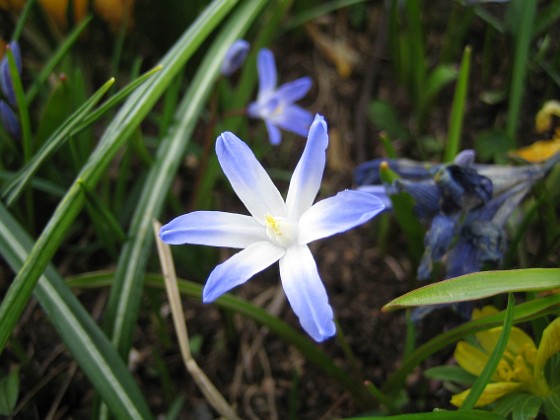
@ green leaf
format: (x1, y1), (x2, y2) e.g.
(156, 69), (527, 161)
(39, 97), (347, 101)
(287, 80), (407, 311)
(102, 0), (269, 364)
(383, 268), (560, 311)
(0, 204), (153, 419)
(2, 77), (116, 206)
(368, 100), (410, 141)
(0, 367), (19, 416)
(543, 386), (560, 420)
(512, 394), (543, 420)
(460, 293), (514, 410)
(423, 366), (476, 385)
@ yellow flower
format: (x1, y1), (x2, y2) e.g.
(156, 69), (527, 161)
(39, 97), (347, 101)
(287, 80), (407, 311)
(510, 100), (560, 163)
(451, 306), (560, 408)
(0, 0), (134, 32)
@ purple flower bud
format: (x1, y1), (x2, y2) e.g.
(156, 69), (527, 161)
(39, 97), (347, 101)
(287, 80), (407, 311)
(0, 99), (20, 139)
(221, 39), (250, 76)
(1, 41), (22, 108)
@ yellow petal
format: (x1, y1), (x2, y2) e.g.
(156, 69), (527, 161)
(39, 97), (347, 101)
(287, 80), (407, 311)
(510, 138), (560, 163)
(536, 100), (560, 133)
(39, 0), (88, 29)
(454, 341), (492, 378)
(533, 316), (560, 395)
(472, 305), (499, 320)
(450, 382), (524, 407)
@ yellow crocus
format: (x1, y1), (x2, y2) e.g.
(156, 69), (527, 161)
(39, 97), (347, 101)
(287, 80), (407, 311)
(511, 100), (560, 163)
(451, 306), (560, 408)
(0, 0), (134, 31)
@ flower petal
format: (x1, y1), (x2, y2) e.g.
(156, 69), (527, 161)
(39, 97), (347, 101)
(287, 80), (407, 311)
(221, 39), (250, 76)
(217, 131), (286, 222)
(272, 104), (313, 137)
(356, 185), (393, 209)
(279, 245), (335, 342)
(454, 341), (492, 378)
(534, 316), (560, 391)
(257, 48), (277, 99)
(159, 211), (266, 248)
(450, 382), (523, 408)
(298, 190), (385, 244)
(275, 77), (312, 102)
(203, 241), (284, 303)
(265, 120), (282, 145)
(286, 114), (328, 220)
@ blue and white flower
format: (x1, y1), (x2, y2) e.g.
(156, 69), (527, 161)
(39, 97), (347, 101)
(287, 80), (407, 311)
(160, 115), (385, 341)
(247, 48), (313, 145)
(221, 39), (250, 76)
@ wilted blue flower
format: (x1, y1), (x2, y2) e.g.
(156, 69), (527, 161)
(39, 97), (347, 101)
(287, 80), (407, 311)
(221, 39), (250, 76)
(160, 115), (385, 341)
(0, 99), (20, 139)
(1, 41), (22, 108)
(247, 48), (313, 145)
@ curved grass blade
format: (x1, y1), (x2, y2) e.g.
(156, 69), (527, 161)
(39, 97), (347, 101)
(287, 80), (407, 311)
(3, 78), (116, 206)
(460, 293), (514, 409)
(103, 0), (268, 360)
(67, 270), (375, 407)
(25, 16), (92, 104)
(0, 204), (153, 419)
(0, 0), (239, 355)
(383, 268), (560, 311)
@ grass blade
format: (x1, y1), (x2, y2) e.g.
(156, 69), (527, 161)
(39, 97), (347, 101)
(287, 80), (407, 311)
(0, 0), (239, 355)
(3, 78), (115, 205)
(103, 0), (268, 360)
(0, 204), (153, 419)
(460, 293), (514, 409)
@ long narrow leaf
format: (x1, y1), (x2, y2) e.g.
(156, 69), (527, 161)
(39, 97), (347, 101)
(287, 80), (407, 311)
(0, 204), (153, 419)
(0, 0), (239, 355)
(67, 270), (374, 407)
(383, 268), (560, 311)
(103, 0), (269, 360)
(460, 293), (514, 409)
(3, 78), (116, 205)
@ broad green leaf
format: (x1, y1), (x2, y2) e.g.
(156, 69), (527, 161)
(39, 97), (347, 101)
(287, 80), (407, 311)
(543, 386), (560, 420)
(492, 392), (542, 419)
(368, 100), (410, 141)
(0, 367), (19, 416)
(0, 204), (152, 419)
(0, 0), (239, 355)
(444, 45), (471, 163)
(423, 64), (458, 107)
(383, 268), (560, 311)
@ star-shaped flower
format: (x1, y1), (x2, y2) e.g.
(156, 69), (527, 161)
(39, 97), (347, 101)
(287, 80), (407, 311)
(247, 48), (313, 145)
(160, 115), (385, 341)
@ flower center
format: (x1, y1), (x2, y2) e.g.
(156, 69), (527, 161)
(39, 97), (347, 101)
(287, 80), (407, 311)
(264, 214), (298, 248)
